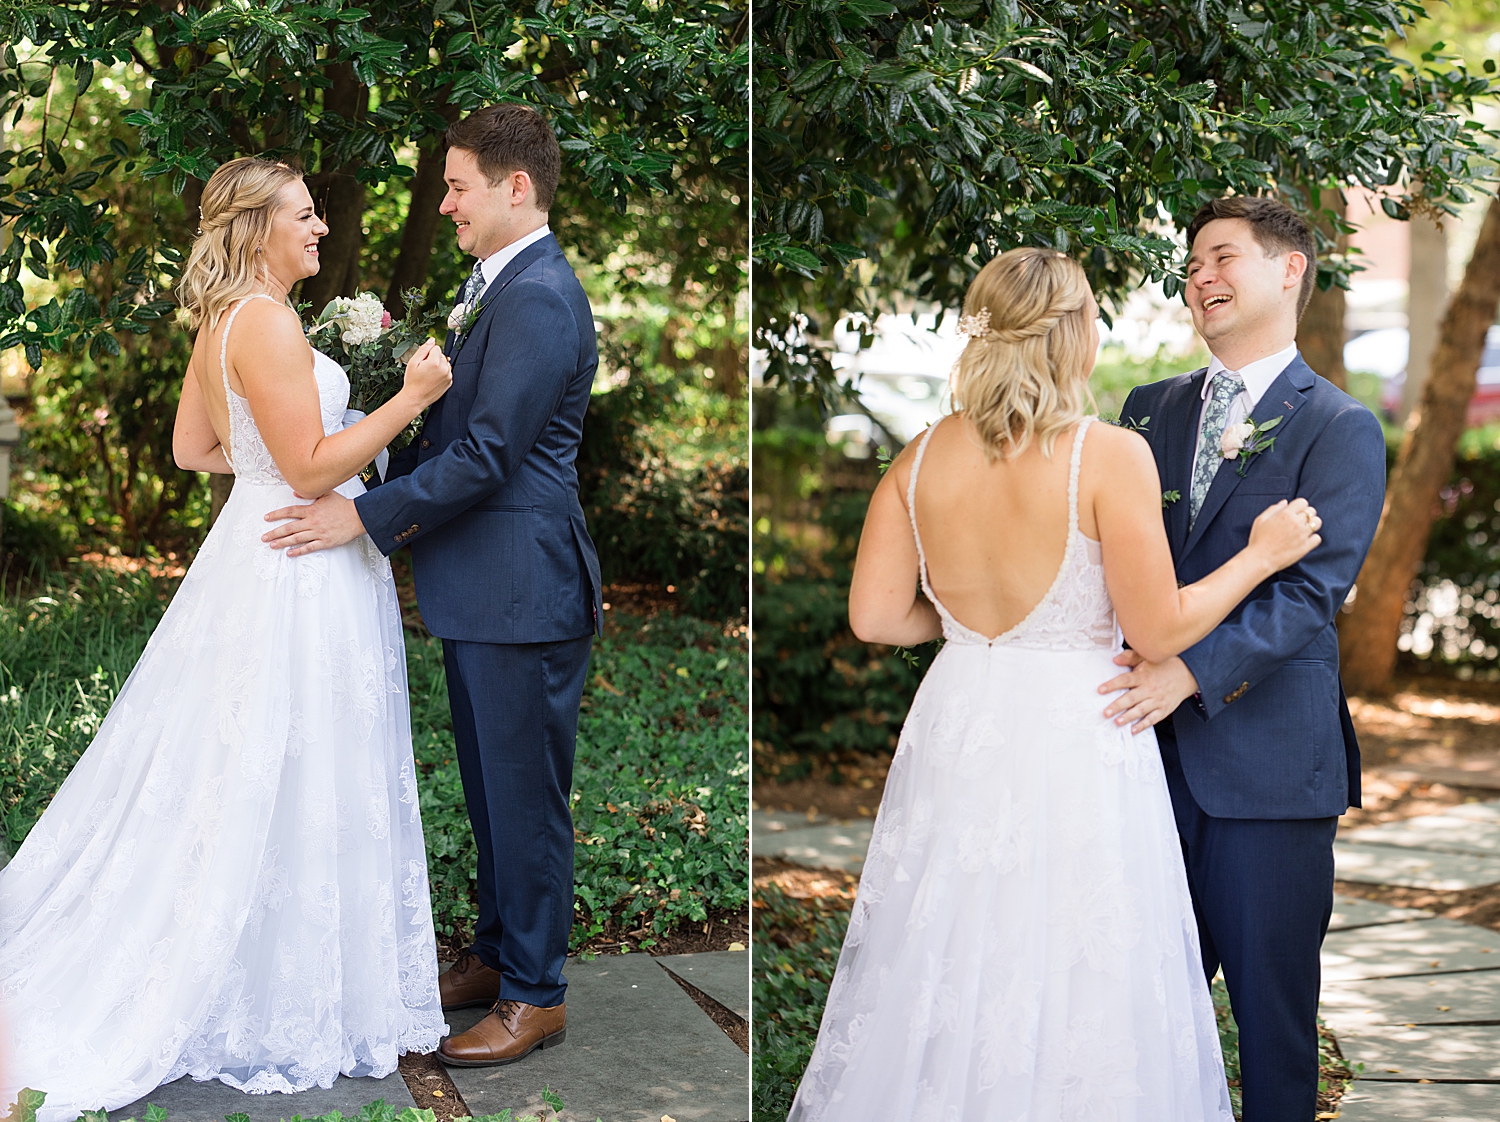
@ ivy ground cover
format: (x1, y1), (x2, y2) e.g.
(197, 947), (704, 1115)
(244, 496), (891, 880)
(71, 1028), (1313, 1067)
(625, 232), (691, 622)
(0, 563), (748, 950)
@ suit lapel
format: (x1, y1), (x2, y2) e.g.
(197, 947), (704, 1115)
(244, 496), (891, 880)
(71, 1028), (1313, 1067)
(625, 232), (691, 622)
(1180, 355), (1315, 560)
(445, 234), (562, 359)
(1163, 369), (1206, 558)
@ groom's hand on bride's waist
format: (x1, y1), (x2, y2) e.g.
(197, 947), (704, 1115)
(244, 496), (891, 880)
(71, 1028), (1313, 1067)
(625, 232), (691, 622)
(1099, 651), (1200, 734)
(262, 492), (367, 556)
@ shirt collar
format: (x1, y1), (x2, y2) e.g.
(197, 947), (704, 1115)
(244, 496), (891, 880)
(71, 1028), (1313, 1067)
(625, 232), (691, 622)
(1202, 341), (1299, 407)
(477, 224), (552, 291)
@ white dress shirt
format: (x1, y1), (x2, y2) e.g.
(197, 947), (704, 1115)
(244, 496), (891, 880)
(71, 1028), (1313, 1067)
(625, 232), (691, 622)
(475, 224), (552, 299)
(1192, 341), (1299, 463)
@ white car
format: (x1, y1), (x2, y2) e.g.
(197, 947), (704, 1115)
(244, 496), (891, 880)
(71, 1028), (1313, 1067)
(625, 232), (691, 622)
(1346, 325), (1500, 424)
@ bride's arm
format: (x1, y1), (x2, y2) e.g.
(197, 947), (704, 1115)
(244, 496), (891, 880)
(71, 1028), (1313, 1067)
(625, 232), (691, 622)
(1092, 425), (1321, 663)
(848, 445), (943, 647)
(173, 359), (232, 472)
(233, 301), (451, 497)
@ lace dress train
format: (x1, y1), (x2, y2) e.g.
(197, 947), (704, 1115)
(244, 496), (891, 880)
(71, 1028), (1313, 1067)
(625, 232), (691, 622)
(0, 295), (445, 1120)
(788, 417), (1233, 1122)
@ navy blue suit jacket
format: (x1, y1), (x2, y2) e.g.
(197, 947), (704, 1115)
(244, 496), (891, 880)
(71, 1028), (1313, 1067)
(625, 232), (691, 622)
(1120, 355), (1385, 820)
(355, 233), (603, 644)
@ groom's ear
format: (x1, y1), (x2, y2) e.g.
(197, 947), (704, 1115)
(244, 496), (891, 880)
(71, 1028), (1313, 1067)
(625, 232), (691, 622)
(1283, 249), (1308, 293)
(503, 168), (537, 209)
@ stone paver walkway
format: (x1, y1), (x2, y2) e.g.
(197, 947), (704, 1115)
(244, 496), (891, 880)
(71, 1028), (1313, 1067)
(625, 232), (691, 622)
(1336, 803), (1500, 890)
(443, 953), (748, 1122)
(1322, 800), (1500, 1117)
(108, 1073), (416, 1121)
(61, 948), (748, 1122)
(656, 951), (749, 1020)
(752, 810), (871, 874)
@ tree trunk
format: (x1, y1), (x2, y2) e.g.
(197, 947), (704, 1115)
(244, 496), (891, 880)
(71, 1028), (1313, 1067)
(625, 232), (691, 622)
(1297, 282), (1347, 390)
(1403, 211), (1449, 423)
(298, 62), (368, 312)
(384, 99), (461, 318)
(384, 137), (454, 318)
(209, 473), (233, 525)
(1297, 191), (1348, 390)
(1338, 194), (1500, 693)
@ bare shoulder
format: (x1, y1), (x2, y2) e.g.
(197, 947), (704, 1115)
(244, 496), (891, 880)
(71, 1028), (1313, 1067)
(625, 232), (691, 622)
(1083, 418), (1154, 469)
(884, 420), (942, 500)
(231, 298), (309, 351)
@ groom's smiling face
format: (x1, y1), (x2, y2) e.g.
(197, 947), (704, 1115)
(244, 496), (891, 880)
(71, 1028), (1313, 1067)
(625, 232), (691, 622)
(441, 147), (511, 261)
(1184, 217), (1305, 349)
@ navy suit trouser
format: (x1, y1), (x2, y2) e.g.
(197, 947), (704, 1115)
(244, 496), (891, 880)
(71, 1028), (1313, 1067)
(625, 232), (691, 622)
(1159, 730), (1337, 1122)
(443, 633), (592, 1008)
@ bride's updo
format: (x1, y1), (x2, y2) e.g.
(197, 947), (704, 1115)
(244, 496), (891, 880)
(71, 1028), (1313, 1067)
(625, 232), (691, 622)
(177, 156), (303, 332)
(950, 246), (1095, 460)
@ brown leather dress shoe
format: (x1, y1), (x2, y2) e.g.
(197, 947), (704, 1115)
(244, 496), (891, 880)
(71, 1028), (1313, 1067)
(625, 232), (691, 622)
(438, 998), (566, 1067)
(439, 950), (504, 1011)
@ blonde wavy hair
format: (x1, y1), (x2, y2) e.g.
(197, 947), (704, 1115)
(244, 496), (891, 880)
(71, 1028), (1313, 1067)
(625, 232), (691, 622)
(177, 157), (304, 332)
(950, 246), (1096, 460)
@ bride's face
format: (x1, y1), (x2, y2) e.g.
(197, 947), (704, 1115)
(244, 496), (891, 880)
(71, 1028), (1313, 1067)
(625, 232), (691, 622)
(261, 180), (329, 290)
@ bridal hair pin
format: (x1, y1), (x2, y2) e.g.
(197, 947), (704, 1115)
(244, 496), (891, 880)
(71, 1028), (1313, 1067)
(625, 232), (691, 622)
(957, 307), (991, 340)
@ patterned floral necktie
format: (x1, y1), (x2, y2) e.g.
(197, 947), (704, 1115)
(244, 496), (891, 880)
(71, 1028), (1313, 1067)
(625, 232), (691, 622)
(1189, 370), (1244, 528)
(459, 259), (486, 316)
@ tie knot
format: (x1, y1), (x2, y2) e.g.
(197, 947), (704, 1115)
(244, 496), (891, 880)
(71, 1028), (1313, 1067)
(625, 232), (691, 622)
(1211, 369), (1243, 399)
(462, 261), (486, 304)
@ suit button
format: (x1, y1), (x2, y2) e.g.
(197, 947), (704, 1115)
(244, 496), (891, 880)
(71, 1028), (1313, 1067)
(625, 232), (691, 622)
(421, 439), (431, 449)
(1177, 579), (1187, 589)
(408, 524), (419, 533)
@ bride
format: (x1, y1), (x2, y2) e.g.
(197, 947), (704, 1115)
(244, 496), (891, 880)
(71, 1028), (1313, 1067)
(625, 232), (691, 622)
(0, 156), (453, 1119)
(788, 247), (1322, 1120)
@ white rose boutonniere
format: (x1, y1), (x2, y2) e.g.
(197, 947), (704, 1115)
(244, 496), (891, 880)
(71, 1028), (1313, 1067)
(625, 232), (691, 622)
(1223, 415), (1283, 476)
(447, 301), (471, 333)
(1220, 421), (1256, 460)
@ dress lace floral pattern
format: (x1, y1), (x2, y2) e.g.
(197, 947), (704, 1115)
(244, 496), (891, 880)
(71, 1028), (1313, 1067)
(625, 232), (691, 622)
(788, 418), (1233, 1122)
(0, 302), (443, 1120)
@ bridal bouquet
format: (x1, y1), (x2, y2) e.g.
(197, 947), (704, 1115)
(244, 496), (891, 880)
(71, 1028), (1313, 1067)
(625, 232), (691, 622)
(306, 289), (443, 457)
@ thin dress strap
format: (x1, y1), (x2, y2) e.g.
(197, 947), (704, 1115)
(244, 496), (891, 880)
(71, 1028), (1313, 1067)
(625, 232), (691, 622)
(906, 416), (947, 612)
(217, 294), (275, 467)
(1067, 415), (1094, 537)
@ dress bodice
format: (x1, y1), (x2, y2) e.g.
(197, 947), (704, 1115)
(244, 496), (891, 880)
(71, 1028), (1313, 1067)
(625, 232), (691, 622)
(220, 294), (351, 486)
(907, 415), (1119, 651)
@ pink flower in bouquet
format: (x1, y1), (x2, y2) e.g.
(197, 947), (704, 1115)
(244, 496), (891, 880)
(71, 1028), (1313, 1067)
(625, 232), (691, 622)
(381, 310), (393, 329)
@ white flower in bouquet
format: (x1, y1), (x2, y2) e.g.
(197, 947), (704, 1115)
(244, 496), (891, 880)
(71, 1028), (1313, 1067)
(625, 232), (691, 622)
(326, 292), (390, 346)
(1220, 421), (1256, 460)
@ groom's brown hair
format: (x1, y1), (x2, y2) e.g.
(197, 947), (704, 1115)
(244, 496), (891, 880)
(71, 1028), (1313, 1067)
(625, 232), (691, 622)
(1186, 196), (1318, 318)
(446, 104), (562, 212)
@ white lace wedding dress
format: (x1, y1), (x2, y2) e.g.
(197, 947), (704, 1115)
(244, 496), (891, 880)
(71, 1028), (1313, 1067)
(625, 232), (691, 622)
(788, 417), (1233, 1122)
(0, 295), (446, 1120)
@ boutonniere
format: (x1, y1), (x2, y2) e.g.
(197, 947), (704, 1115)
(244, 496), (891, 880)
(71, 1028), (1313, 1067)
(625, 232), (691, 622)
(1162, 489), (1181, 507)
(446, 294), (492, 338)
(1221, 415), (1282, 476)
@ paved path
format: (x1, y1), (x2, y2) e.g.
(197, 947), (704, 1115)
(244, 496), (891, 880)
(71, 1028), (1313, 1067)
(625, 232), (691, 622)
(1321, 801), (1500, 1118)
(753, 810), (871, 874)
(443, 953), (748, 1122)
(753, 801), (1500, 1118)
(74, 949), (749, 1122)
(108, 1073), (416, 1121)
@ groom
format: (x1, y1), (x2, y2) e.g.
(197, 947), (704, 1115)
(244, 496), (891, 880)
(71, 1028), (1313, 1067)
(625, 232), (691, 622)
(263, 104), (602, 1067)
(1106, 197), (1385, 1121)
